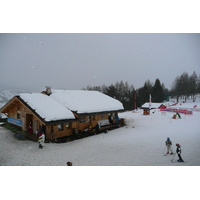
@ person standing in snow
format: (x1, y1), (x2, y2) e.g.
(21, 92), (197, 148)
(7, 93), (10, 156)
(28, 122), (33, 134)
(165, 137), (174, 155)
(38, 132), (45, 149)
(95, 123), (100, 134)
(115, 114), (120, 124)
(176, 143), (184, 162)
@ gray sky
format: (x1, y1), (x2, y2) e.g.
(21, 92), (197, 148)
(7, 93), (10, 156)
(0, 33), (200, 91)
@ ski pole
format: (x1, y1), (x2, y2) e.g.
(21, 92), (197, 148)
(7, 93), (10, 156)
(171, 153), (176, 162)
(162, 146), (166, 154)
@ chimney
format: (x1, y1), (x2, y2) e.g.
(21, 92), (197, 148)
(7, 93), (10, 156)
(46, 86), (52, 95)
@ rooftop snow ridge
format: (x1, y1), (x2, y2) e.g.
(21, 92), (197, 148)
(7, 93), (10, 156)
(49, 89), (124, 114)
(19, 93), (75, 122)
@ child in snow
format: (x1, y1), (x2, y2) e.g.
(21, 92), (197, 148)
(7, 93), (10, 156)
(165, 137), (174, 155)
(176, 143), (184, 162)
(38, 132), (45, 149)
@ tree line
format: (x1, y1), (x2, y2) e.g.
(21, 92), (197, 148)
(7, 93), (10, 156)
(83, 71), (200, 110)
(170, 71), (200, 102)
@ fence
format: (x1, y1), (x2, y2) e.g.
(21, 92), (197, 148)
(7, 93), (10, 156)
(160, 108), (193, 115)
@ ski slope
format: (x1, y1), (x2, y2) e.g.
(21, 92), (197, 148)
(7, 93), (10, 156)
(1, 105), (199, 200)
(1, 107), (200, 166)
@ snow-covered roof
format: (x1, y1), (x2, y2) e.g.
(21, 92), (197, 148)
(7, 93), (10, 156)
(19, 93), (75, 122)
(50, 90), (124, 114)
(141, 102), (164, 109)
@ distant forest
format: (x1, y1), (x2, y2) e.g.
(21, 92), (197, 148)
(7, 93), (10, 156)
(83, 71), (200, 110)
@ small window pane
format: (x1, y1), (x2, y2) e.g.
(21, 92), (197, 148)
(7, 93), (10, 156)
(58, 123), (63, 131)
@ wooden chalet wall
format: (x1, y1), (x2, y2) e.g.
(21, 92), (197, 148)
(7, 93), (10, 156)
(77, 112), (117, 131)
(46, 112), (119, 141)
(0, 97), (45, 136)
(1, 95), (123, 142)
(45, 121), (79, 141)
(0, 96), (79, 142)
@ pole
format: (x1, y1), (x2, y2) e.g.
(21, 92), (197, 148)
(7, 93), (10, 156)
(134, 91), (136, 110)
(162, 146), (167, 155)
(171, 153), (177, 162)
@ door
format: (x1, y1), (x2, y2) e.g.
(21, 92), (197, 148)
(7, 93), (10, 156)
(26, 114), (33, 130)
(33, 119), (38, 135)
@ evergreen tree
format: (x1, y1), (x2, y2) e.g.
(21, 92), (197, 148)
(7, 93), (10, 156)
(152, 79), (165, 102)
(137, 81), (152, 106)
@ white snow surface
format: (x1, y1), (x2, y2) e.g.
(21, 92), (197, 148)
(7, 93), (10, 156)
(1, 105), (200, 166)
(50, 89), (124, 113)
(19, 93), (75, 121)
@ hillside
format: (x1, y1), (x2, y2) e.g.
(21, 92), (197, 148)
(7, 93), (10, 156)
(0, 89), (34, 118)
(0, 88), (36, 109)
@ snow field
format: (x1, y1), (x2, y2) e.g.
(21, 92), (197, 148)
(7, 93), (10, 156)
(1, 109), (200, 166)
(1, 108), (200, 200)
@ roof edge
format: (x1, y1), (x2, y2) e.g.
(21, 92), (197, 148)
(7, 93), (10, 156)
(76, 109), (125, 116)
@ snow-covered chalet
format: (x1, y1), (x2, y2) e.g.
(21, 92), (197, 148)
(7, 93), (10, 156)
(0, 87), (124, 142)
(141, 102), (166, 115)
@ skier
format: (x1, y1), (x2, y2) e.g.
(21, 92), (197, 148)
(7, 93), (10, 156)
(176, 143), (184, 162)
(165, 137), (174, 155)
(38, 132), (45, 149)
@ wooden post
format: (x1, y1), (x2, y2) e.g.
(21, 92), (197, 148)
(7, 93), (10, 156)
(134, 91), (136, 110)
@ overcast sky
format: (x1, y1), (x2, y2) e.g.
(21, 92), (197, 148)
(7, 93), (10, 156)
(0, 33), (200, 91)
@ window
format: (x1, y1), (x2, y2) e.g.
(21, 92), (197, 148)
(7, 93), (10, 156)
(80, 118), (85, 123)
(17, 113), (20, 119)
(66, 122), (71, 129)
(101, 114), (105, 119)
(58, 123), (64, 131)
(86, 116), (90, 122)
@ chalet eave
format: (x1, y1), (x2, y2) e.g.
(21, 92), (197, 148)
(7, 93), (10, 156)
(74, 109), (125, 117)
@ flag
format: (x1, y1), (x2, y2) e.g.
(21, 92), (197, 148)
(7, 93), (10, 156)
(149, 94), (152, 109)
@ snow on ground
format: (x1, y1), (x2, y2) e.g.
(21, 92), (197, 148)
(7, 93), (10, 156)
(1, 105), (200, 200)
(1, 108), (200, 166)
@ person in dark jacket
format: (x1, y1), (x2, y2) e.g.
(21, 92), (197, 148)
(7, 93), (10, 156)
(95, 123), (100, 134)
(176, 143), (184, 162)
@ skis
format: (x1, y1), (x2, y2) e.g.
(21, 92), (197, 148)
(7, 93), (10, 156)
(171, 159), (186, 163)
(162, 150), (186, 163)
(164, 153), (174, 156)
(170, 153), (186, 163)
